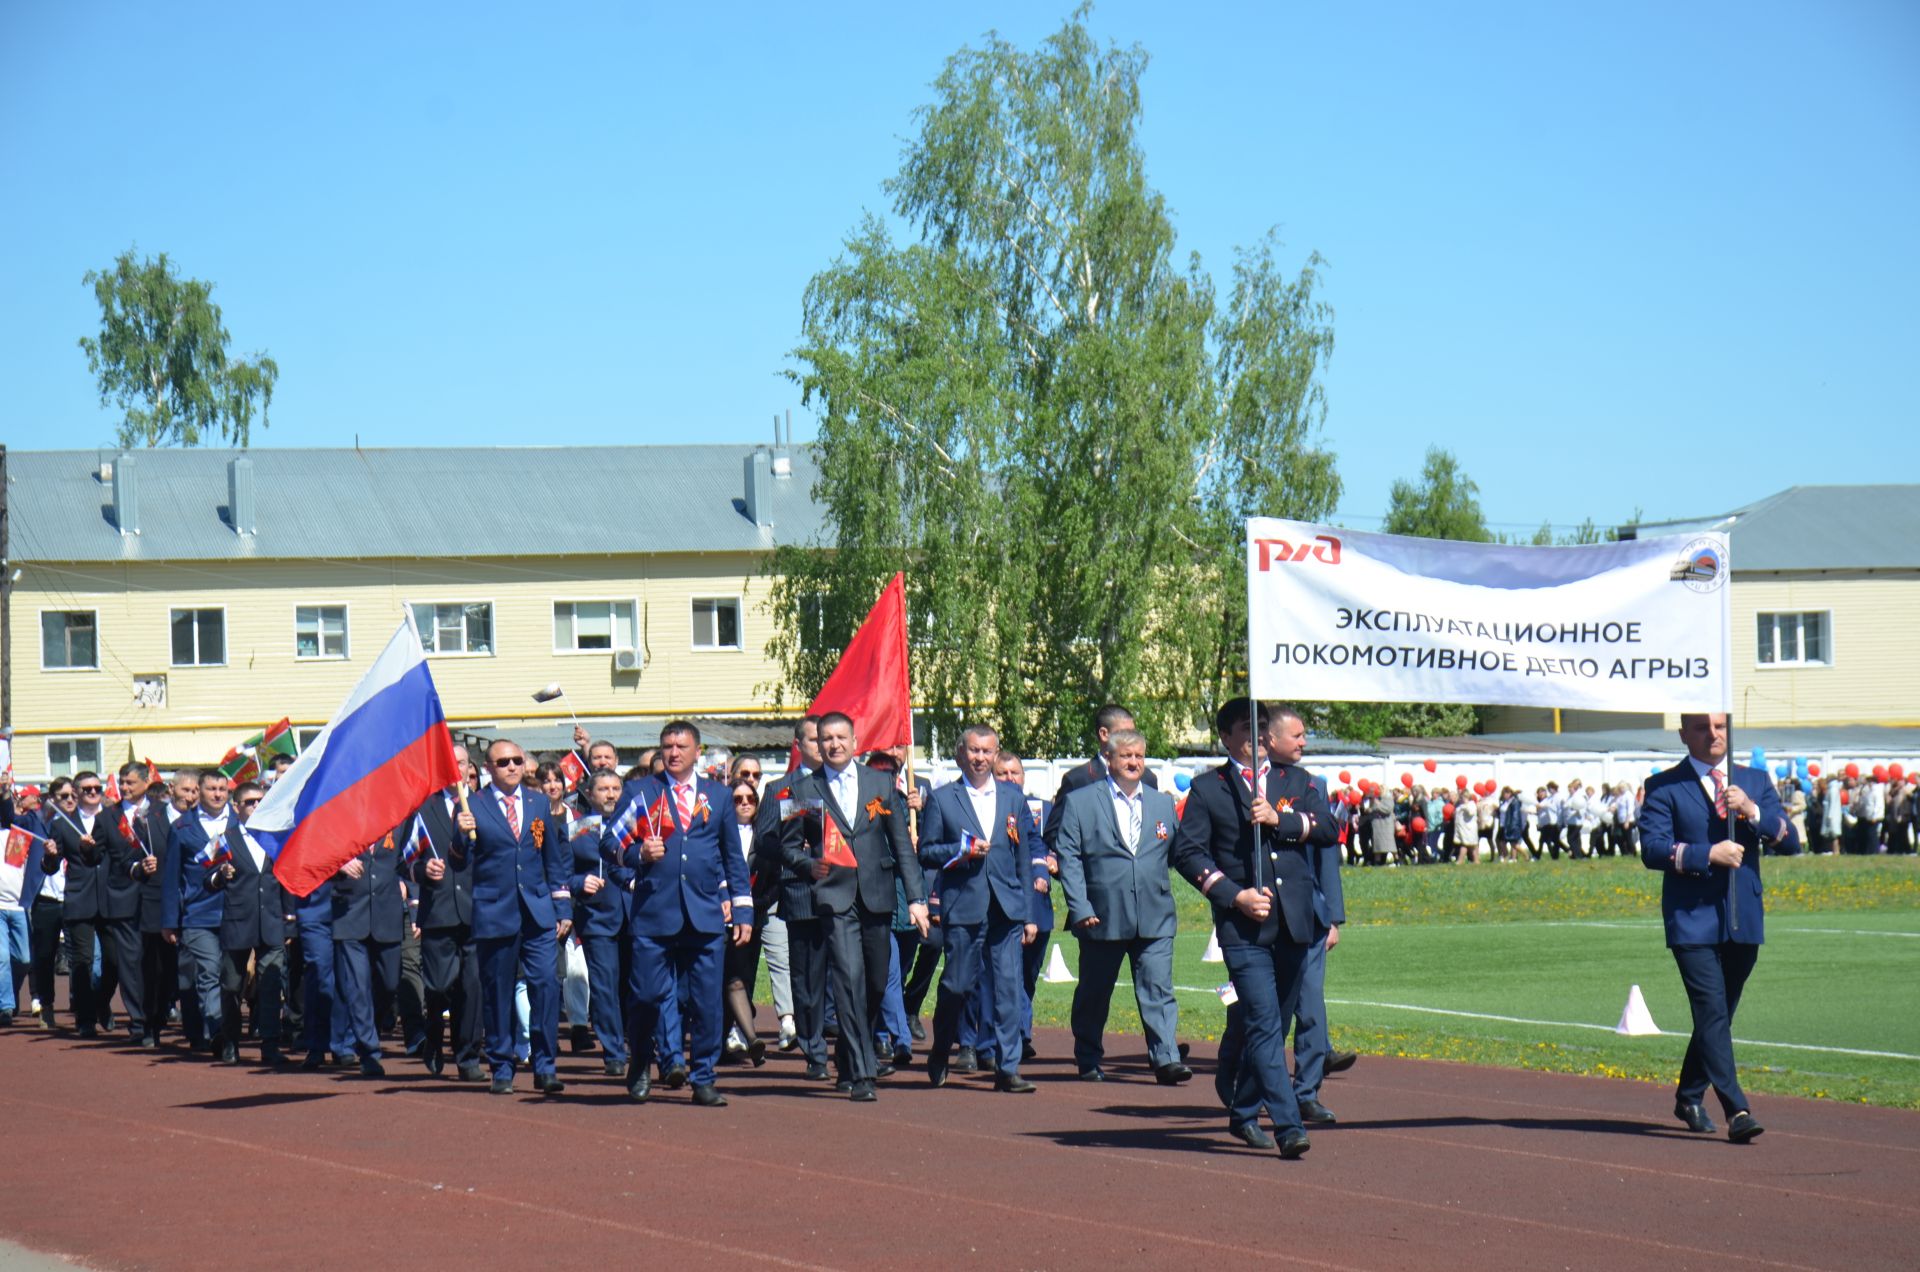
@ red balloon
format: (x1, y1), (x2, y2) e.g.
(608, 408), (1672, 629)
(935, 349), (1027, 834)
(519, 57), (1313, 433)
(1891, 764), (1906, 782)
(1808, 763), (1821, 777)
(1845, 762), (1860, 780)
(1411, 817), (1427, 835)
(1442, 802), (1456, 819)
(1424, 759), (1438, 773)
(1338, 770), (1352, 785)
(1871, 765), (1888, 783)
(1840, 789), (1851, 805)
(1455, 774), (1469, 790)
(1401, 772), (1414, 789)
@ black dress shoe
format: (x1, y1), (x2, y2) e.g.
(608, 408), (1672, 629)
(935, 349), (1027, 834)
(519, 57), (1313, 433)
(1299, 1098), (1337, 1125)
(569, 1024), (594, 1054)
(458, 1063), (487, 1083)
(627, 1072), (652, 1103)
(994, 1072), (1036, 1094)
(359, 1057), (386, 1079)
(835, 1078), (854, 1093)
(804, 1061), (830, 1081)
(533, 1073), (566, 1096)
(1229, 1122), (1276, 1150)
(1727, 1111), (1764, 1143)
(953, 1046), (979, 1073)
(603, 1057), (627, 1077)
(1077, 1067), (1106, 1082)
(849, 1079), (877, 1102)
(1021, 1040), (1038, 1062)
(662, 1064), (689, 1090)
(692, 1084), (728, 1107)
(1277, 1129), (1312, 1159)
(139, 1036), (158, 1050)
(489, 1076), (514, 1095)
(259, 1045), (289, 1068)
(908, 1018), (926, 1041)
(1327, 1049), (1358, 1073)
(301, 1051), (324, 1072)
(891, 1045), (912, 1068)
(423, 1049), (445, 1077)
(218, 1041), (239, 1064)
(1178, 1042), (1191, 1062)
(747, 1038), (768, 1067)
(1154, 1062), (1195, 1086)
(1674, 1101), (1716, 1134)
(874, 1061), (895, 1079)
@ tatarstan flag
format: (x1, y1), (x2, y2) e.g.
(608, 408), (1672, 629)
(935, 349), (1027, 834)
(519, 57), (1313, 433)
(257, 718), (298, 762)
(216, 744), (261, 785)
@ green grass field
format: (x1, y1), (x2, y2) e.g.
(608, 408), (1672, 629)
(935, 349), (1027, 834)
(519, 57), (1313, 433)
(1022, 855), (1920, 1108)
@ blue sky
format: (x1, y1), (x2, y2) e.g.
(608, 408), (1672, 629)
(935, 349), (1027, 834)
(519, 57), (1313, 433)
(4, 1), (1915, 534)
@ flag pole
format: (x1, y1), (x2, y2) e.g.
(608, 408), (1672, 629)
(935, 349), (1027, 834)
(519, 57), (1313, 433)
(902, 578), (919, 845)
(1245, 520), (1259, 826)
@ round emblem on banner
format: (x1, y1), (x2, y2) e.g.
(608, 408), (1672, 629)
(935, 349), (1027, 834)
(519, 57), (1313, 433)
(1670, 538), (1725, 592)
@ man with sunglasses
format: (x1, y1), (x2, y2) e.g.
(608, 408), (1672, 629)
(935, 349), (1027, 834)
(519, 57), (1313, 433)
(456, 739), (571, 1096)
(208, 782), (293, 1065)
(45, 771), (118, 1037)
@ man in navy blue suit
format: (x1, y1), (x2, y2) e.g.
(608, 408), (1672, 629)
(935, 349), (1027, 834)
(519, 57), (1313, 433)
(212, 782), (292, 1066)
(995, 751), (1054, 1062)
(331, 818), (407, 1078)
(162, 772), (245, 1058)
(456, 739), (572, 1096)
(612, 721), (752, 1106)
(570, 771), (631, 1080)
(921, 724), (1042, 1093)
(410, 756), (484, 1082)
(1639, 712), (1788, 1144)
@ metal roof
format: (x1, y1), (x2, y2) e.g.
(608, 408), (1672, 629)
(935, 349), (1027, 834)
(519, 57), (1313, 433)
(6, 445), (828, 563)
(1619, 485), (1920, 572)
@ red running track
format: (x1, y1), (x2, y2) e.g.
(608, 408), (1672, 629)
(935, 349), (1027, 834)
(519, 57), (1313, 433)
(1, 1025), (1914, 1270)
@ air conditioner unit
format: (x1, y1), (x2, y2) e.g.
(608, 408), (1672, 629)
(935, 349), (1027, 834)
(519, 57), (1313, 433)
(613, 648), (644, 673)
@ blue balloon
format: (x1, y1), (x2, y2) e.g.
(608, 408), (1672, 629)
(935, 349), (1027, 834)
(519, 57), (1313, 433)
(1651, 765), (1663, 776)
(1795, 756), (1809, 774)
(1750, 746), (1766, 770)
(1174, 771), (1191, 792)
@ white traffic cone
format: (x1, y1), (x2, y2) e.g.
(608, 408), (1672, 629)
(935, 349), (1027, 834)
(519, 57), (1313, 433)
(1615, 984), (1660, 1036)
(1042, 943), (1075, 984)
(1201, 930), (1224, 963)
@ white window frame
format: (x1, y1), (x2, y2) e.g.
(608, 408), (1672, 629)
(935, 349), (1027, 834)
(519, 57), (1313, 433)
(169, 606), (229, 668)
(1754, 609), (1834, 669)
(38, 607), (101, 672)
(690, 595), (744, 652)
(295, 727), (324, 752)
(552, 598), (640, 656)
(293, 603), (351, 661)
(409, 600), (497, 658)
(45, 736), (105, 778)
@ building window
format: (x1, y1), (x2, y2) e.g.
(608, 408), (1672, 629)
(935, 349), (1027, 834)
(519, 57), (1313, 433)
(1756, 611), (1830, 667)
(554, 600), (637, 653)
(40, 611), (98, 670)
(47, 737), (103, 777)
(296, 727), (324, 752)
(295, 606), (349, 659)
(170, 608), (227, 667)
(691, 597), (742, 650)
(412, 602), (494, 656)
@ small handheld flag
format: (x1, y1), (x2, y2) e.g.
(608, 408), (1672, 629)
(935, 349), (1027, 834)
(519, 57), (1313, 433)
(822, 817), (858, 870)
(197, 838), (233, 871)
(5, 826), (38, 868)
(942, 829), (983, 870)
(559, 751), (588, 791)
(401, 814), (435, 867)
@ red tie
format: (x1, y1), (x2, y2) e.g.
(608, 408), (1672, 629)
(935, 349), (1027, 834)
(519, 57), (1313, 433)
(677, 782), (695, 829)
(1710, 769), (1727, 818)
(501, 792), (520, 838)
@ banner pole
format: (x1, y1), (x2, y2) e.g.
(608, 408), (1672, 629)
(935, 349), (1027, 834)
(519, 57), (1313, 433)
(1245, 520), (1259, 825)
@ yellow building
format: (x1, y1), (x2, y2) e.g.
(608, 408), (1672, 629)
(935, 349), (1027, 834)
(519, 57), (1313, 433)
(1477, 484), (1920, 737)
(3, 440), (822, 777)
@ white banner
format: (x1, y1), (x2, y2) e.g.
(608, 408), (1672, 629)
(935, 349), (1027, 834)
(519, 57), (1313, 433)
(1246, 518), (1731, 712)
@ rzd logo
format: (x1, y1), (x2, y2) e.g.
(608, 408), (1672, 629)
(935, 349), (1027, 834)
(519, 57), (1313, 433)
(1255, 535), (1342, 570)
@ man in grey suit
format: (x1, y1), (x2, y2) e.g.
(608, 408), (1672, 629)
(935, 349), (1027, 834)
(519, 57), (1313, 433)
(1054, 728), (1192, 1085)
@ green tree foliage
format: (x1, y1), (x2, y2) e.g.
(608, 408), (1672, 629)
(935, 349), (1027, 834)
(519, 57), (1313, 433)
(79, 248), (278, 448)
(1383, 446), (1491, 542)
(767, 12), (1339, 755)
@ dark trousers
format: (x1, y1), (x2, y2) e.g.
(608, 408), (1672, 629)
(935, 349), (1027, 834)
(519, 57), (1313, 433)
(822, 905), (892, 1083)
(630, 926), (724, 1086)
(786, 916), (830, 1067)
(139, 930), (179, 1043)
(297, 918), (349, 1058)
(478, 917), (558, 1081)
(335, 936), (399, 1061)
(1290, 928), (1332, 1102)
(1672, 941), (1759, 1118)
(1020, 929), (1049, 1042)
(221, 944), (285, 1050)
(29, 898), (63, 1023)
(930, 910), (1028, 1076)
(99, 918), (146, 1037)
(398, 922), (427, 1051)
(420, 925), (482, 1069)
(580, 931), (631, 1067)
(896, 928), (941, 1018)
(63, 916), (111, 1029)
(1220, 938), (1308, 1135)
(1070, 933), (1180, 1072)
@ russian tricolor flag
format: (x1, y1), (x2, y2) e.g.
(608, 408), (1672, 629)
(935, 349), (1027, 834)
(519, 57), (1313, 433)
(255, 617), (461, 897)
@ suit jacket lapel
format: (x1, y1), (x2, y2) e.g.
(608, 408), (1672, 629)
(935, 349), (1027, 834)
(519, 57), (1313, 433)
(953, 782), (986, 840)
(813, 769), (856, 843)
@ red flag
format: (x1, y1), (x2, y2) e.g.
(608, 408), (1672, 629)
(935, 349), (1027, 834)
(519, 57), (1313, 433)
(821, 817), (858, 869)
(103, 772), (121, 803)
(144, 757), (161, 784)
(808, 572), (911, 750)
(559, 751), (588, 791)
(5, 827), (33, 868)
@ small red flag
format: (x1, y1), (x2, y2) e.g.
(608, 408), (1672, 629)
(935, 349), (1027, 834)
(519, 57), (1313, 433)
(822, 817), (858, 870)
(559, 751), (588, 791)
(807, 572), (911, 751)
(5, 827), (33, 868)
(103, 772), (121, 803)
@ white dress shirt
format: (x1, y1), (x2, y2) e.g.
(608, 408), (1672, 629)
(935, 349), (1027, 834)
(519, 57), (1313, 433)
(1108, 779), (1143, 854)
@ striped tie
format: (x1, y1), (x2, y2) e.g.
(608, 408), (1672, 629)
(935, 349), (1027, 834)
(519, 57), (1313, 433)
(501, 793), (519, 838)
(1710, 769), (1727, 818)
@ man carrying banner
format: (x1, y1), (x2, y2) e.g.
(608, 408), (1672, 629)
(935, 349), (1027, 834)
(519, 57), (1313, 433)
(1639, 712), (1788, 1144)
(1173, 699), (1333, 1159)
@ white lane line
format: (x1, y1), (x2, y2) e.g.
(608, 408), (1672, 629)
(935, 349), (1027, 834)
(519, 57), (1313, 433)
(1090, 981), (1920, 1063)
